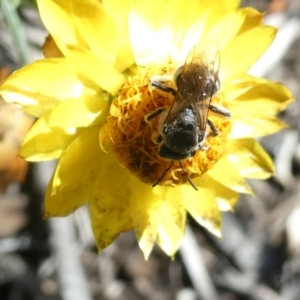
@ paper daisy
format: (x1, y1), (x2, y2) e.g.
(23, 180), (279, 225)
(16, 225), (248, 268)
(0, 0), (292, 258)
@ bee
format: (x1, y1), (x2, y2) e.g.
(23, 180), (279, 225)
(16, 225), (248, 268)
(145, 44), (231, 190)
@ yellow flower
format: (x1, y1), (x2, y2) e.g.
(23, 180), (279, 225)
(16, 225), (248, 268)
(0, 0), (292, 258)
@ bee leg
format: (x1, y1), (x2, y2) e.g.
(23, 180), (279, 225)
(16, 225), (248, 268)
(152, 161), (174, 188)
(207, 119), (219, 136)
(209, 104), (231, 118)
(179, 161), (198, 191)
(150, 80), (177, 96)
(145, 107), (166, 122)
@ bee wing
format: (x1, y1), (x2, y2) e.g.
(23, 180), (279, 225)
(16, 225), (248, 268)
(164, 46), (197, 123)
(164, 76), (198, 123)
(194, 93), (211, 132)
(194, 49), (220, 132)
(165, 47), (220, 128)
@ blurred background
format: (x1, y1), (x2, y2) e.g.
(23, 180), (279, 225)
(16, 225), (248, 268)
(0, 0), (300, 299)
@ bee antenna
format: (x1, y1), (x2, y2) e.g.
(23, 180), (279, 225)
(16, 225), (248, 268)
(152, 161), (174, 188)
(179, 161), (198, 191)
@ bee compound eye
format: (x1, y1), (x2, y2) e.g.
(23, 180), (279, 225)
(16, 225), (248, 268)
(174, 66), (184, 87)
(205, 77), (220, 97)
(214, 77), (221, 93)
(198, 132), (205, 143)
(204, 80), (213, 97)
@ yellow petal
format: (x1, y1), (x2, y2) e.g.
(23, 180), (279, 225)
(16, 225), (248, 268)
(46, 127), (122, 218)
(90, 153), (133, 251)
(71, 0), (122, 66)
(130, 0), (208, 65)
(130, 0), (171, 30)
(102, 0), (131, 29)
(129, 0), (241, 65)
(230, 110), (287, 138)
(130, 183), (186, 258)
(129, 10), (175, 65)
(102, 0), (135, 71)
(48, 94), (110, 128)
(90, 199), (132, 252)
(228, 75), (291, 138)
(65, 45), (124, 95)
(0, 89), (58, 118)
(183, 184), (221, 237)
(20, 115), (81, 161)
(237, 7), (263, 33)
(177, 10), (210, 64)
(129, 181), (160, 258)
(208, 0), (240, 15)
(200, 174), (239, 211)
(44, 174), (88, 217)
(0, 58), (83, 117)
(203, 0), (241, 32)
(226, 138), (274, 179)
(220, 26), (277, 83)
(167, 0), (208, 37)
(228, 76), (293, 114)
(205, 155), (254, 195)
(114, 42), (135, 72)
(206, 9), (248, 50)
(155, 187), (186, 256)
(52, 126), (103, 197)
(205, 8), (263, 52)
(37, 0), (81, 55)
